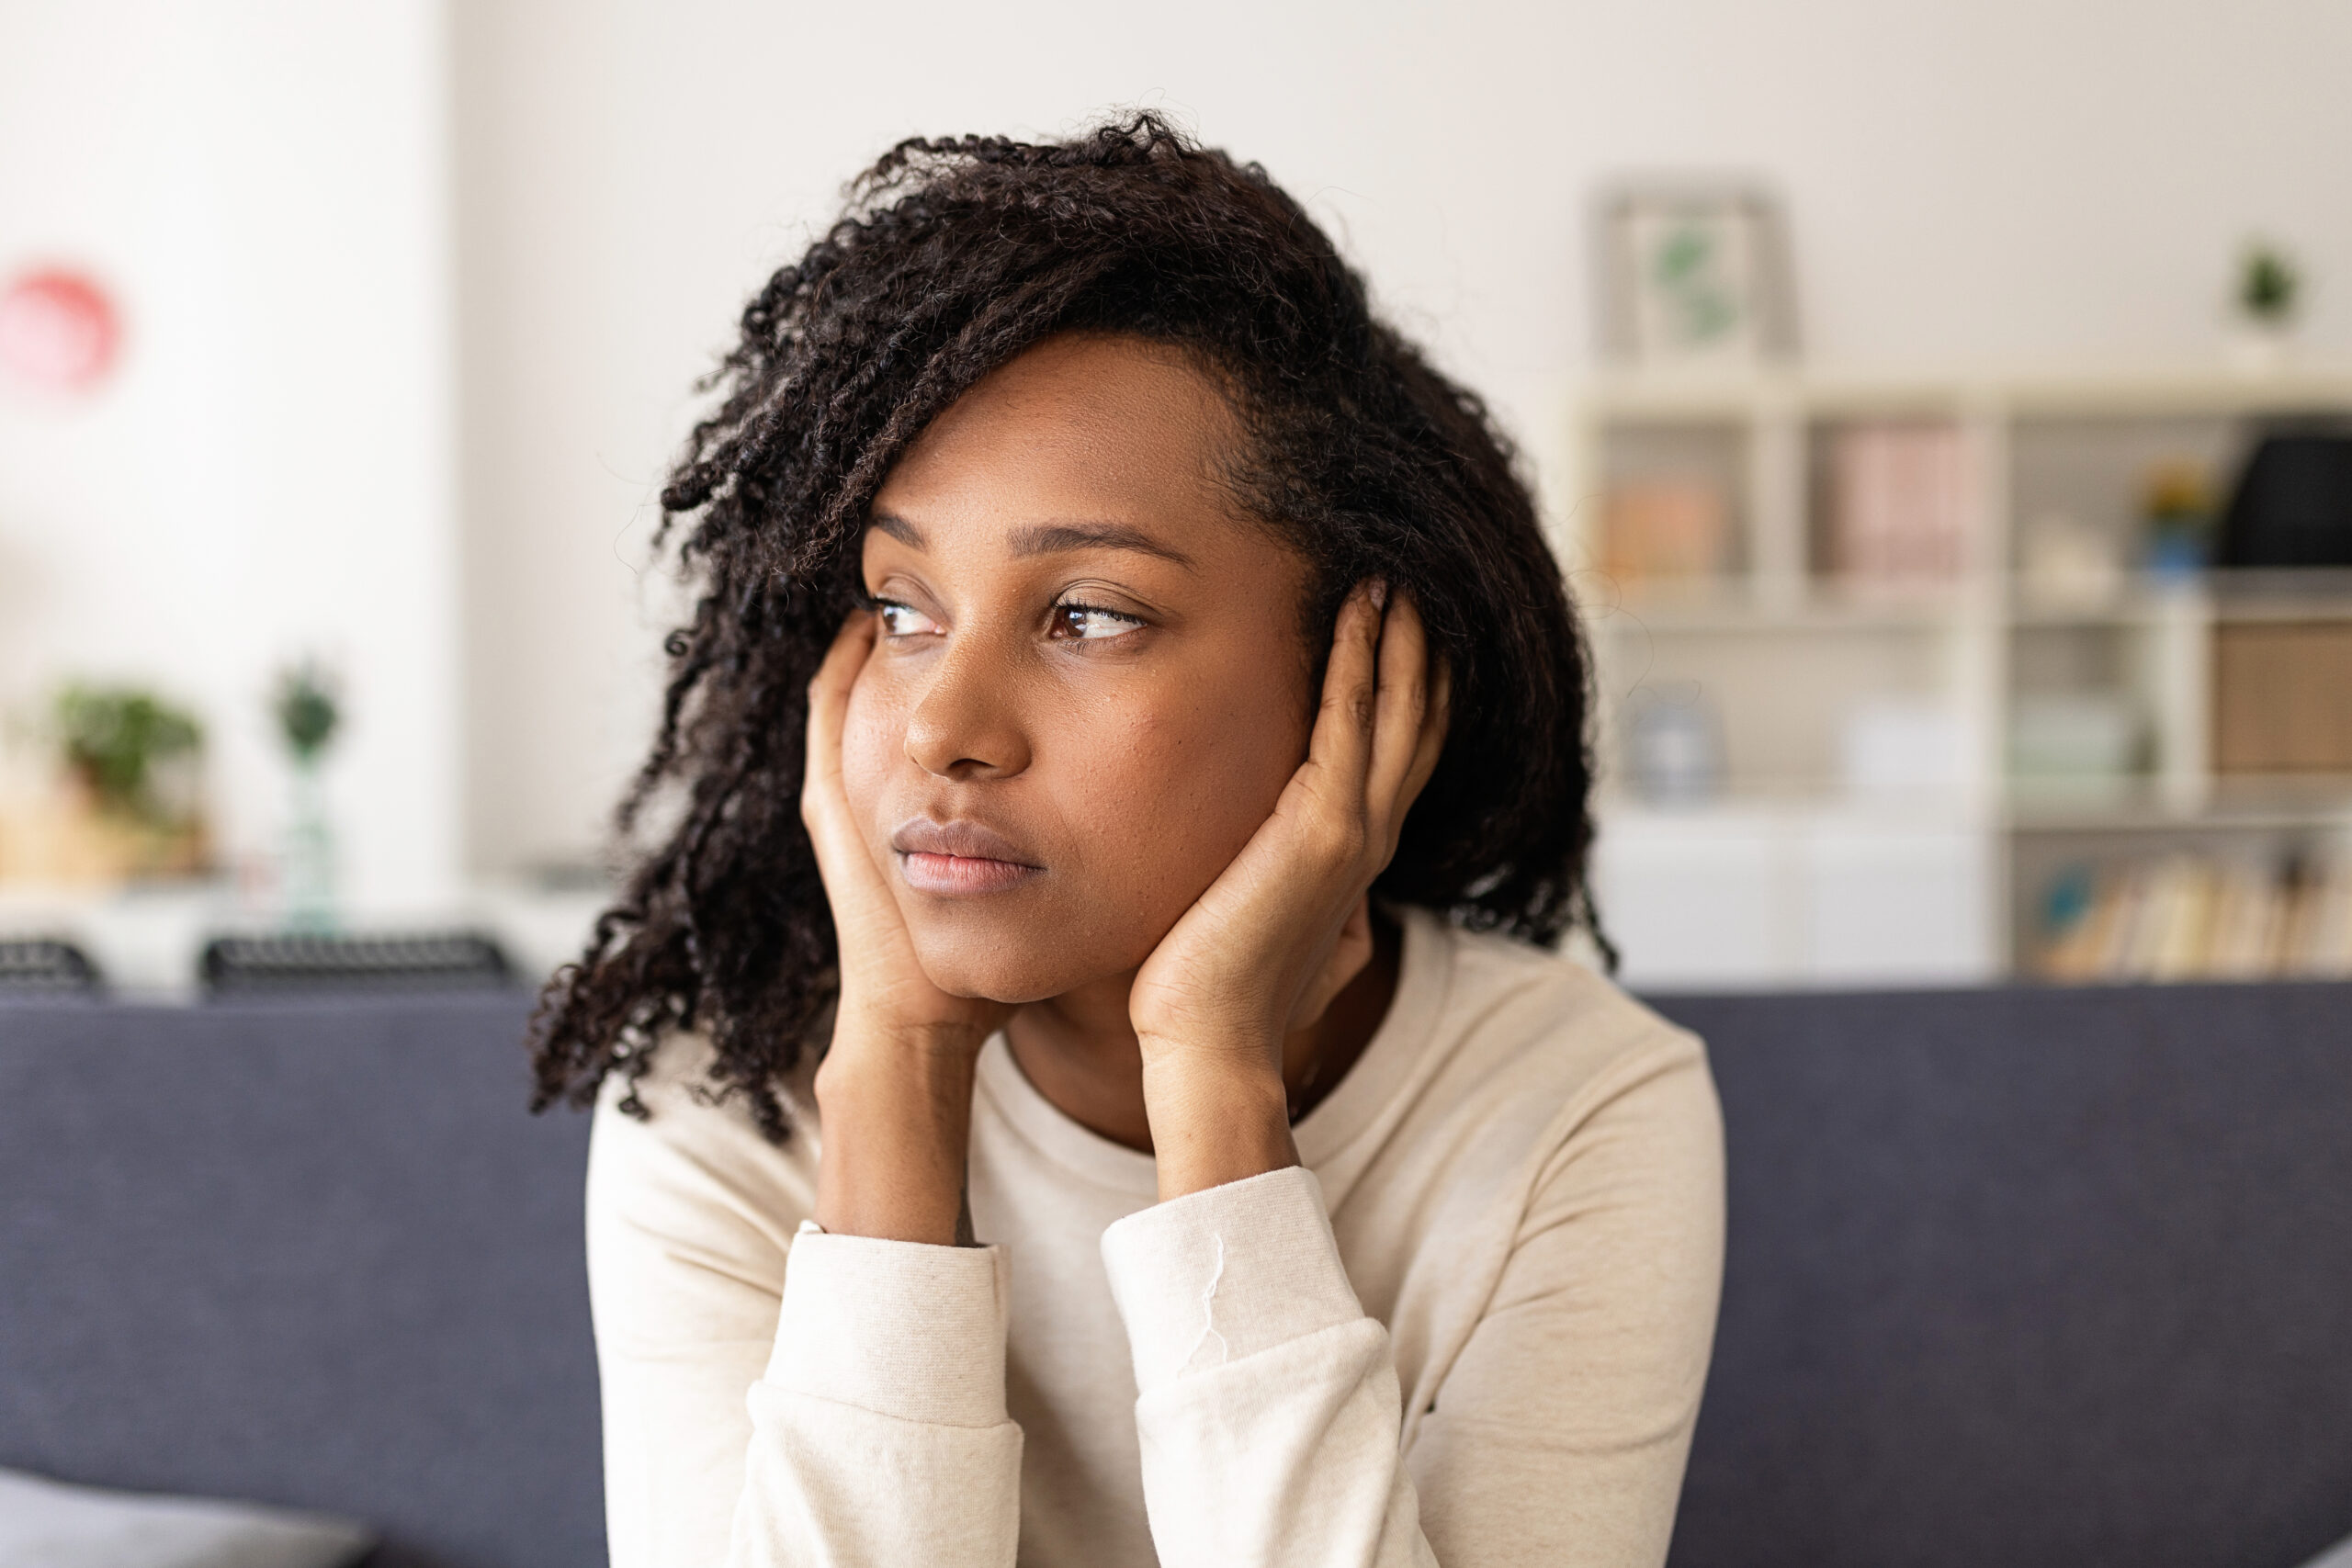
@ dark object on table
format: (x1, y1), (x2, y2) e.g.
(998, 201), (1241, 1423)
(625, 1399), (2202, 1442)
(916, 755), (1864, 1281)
(0, 938), (103, 996)
(198, 931), (513, 995)
(2215, 432), (2352, 568)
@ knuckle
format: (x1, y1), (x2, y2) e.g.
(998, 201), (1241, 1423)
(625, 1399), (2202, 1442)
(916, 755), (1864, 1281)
(1319, 818), (1366, 864)
(1325, 679), (1374, 728)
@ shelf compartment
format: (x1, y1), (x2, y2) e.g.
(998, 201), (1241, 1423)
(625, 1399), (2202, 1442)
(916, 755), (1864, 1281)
(1597, 626), (1971, 798)
(2212, 620), (2352, 776)
(1806, 416), (1981, 586)
(2007, 820), (2352, 980)
(1590, 419), (1748, 586)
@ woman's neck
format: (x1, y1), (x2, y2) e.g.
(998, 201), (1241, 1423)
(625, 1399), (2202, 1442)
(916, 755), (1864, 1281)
(1001, 908), (1402, 1154)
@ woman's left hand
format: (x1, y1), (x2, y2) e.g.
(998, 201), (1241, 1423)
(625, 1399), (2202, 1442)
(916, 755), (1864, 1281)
(1128, 580), (1449, 1198)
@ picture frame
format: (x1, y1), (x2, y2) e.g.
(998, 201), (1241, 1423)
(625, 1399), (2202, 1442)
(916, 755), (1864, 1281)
(1593, 184), (1800, 367)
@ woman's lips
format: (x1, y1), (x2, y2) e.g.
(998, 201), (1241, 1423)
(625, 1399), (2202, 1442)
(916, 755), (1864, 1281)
(890, 818), (1043, 897)
(899, 852), (1041, 895)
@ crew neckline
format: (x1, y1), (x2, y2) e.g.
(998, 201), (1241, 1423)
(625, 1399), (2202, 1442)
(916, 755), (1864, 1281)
(972, 905), (1457, 1198)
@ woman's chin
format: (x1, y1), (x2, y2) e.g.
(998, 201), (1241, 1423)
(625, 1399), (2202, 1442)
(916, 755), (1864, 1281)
(908, 933), (1136, 1010)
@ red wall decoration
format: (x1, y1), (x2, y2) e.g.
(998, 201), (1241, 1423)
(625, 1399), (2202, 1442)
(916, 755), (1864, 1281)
(0, 267), (123, 393)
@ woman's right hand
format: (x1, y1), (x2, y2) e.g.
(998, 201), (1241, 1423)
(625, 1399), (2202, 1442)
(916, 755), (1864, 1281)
(802, 610), (1006, 1244)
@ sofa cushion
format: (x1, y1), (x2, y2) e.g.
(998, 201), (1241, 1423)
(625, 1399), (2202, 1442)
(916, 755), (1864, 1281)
(0, 994), (600, 1568)
(0, 1465), (372, 1568)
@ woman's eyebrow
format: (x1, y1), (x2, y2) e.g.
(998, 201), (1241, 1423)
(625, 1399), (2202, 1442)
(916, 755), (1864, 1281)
(870, 513), (926, 548)
(1008, 522), (1196, 570)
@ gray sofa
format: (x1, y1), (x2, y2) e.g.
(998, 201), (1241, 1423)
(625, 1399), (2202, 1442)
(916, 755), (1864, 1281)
(2, 982), (2347, 1568)
(0, 997), (599, 1568)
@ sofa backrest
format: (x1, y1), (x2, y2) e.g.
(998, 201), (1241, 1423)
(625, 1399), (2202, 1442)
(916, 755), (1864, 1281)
(5, 982), (2348, 1568)
(1654, 981), (2352, 1568)
(0, 995), (599, 1568)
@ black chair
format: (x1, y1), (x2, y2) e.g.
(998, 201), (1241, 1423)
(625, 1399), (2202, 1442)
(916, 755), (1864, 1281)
(0, 938), (103, 996)
(198, 931), (514, 996)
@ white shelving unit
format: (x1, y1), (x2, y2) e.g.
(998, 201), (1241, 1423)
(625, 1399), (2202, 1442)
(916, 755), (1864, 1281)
(1563, 365), (2352, 988)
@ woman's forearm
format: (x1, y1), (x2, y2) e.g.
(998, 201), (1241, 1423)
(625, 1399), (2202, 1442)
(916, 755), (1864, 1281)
(1138, 1047), (1297, 1202)
(812, 1020), (988, 1245)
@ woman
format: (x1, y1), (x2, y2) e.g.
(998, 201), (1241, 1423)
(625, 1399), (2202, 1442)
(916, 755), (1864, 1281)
(532, 117), (1724, 1568)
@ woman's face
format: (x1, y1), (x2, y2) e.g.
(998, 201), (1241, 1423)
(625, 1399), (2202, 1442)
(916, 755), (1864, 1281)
(842, 333), (1317, 1004)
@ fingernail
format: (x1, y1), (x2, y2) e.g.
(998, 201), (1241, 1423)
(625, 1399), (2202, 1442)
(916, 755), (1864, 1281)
(1368, 579), (1389, 610)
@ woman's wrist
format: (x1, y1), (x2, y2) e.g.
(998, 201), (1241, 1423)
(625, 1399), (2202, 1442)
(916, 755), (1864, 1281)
(811, 1020), (988, 1245)
(1139, 1050), (1297, 1201)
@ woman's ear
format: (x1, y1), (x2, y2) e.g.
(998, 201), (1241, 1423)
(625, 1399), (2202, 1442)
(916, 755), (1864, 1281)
(1396, 614), (1452, 815)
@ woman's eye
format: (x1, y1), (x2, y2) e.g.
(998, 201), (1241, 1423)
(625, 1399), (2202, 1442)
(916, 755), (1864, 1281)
(876, 601), (940, 637)
(1050, 603), (1144, 642)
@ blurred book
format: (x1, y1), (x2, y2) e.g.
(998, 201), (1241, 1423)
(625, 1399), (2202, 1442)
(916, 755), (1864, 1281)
(2282, 856), (2352, 973)
(1601, 479), (1730, 581)
(1826, 422), (1971, 584)
(2206, 859), (2290, 978)
(2132, 856), (2215, 980)
(2038, 850), (2352, 982)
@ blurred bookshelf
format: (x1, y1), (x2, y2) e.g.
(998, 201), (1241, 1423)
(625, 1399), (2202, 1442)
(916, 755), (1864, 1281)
(1566, 365), (2352, 989)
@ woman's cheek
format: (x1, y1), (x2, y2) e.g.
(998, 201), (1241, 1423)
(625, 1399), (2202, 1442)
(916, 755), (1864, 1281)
(1085, 682), (1276, 907)
(836, 665), (905, 852)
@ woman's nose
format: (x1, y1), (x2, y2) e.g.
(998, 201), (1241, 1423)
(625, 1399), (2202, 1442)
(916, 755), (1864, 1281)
(902, 631), (1033, 781)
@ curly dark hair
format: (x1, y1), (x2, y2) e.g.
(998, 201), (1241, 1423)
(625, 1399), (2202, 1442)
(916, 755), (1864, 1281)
(527, 113), (1608, 1142)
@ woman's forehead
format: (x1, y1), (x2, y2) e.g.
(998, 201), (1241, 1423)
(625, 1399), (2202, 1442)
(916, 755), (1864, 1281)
(899, 333), (1225, 454)
(867, 337), (1266, 569)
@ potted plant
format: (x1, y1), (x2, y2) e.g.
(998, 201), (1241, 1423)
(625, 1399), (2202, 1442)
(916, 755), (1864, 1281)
(2229, 241), (2301, 372)
(49, 683), (209, 881)
(273, 659), (343, 929)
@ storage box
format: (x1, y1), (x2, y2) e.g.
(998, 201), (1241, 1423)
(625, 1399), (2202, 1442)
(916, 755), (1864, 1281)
(2211, 621), (2352, 775)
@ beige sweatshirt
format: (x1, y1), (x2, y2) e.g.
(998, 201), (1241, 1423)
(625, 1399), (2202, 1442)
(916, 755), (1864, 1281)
(585, 905), (1725, 1568)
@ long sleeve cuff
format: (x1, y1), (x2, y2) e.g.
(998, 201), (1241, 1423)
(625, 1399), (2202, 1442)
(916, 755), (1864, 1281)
(1100, 1165), (1365, 1394)
(765, 1224), (1012, 1427)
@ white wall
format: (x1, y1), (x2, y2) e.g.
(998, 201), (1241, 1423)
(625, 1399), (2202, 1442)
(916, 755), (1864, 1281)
(0, 0), (460, 907)
(12, 2), (2346, 889)
(452, 0), (2352, 876)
